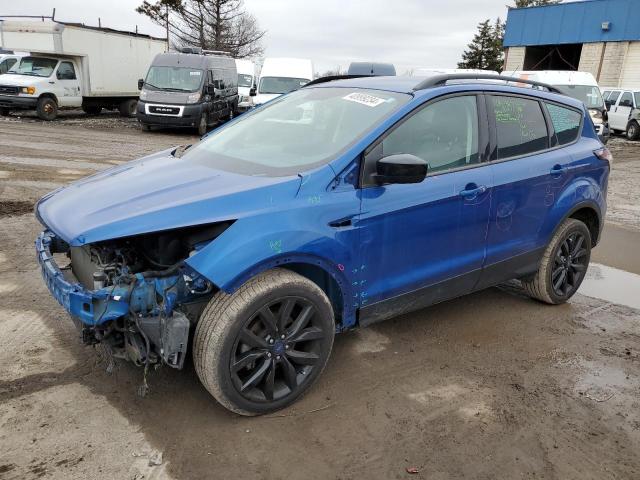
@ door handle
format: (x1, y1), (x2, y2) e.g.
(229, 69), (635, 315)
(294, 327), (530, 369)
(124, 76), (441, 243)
(459, 184), (487, 200)
(550, 164), (568, 176)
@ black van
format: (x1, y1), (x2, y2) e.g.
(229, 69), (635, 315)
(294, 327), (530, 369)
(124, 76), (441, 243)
(137, 48), (238, 135)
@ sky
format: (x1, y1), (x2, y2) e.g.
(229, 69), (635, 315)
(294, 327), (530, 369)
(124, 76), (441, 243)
(2, 0), (536, 74)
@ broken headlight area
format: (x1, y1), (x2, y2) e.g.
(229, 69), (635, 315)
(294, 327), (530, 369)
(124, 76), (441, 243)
(42, 222), (232, 370)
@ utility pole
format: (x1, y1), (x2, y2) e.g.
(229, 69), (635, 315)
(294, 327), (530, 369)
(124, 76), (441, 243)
(165, 3), (169, 52)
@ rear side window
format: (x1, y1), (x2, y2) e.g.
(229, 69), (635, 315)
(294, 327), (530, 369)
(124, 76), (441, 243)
(545, 103), (582, 145)
(490, 96), (548, 159)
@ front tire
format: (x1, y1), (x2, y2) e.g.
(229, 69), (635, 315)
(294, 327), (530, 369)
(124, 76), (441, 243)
(36, 96), (58, 121)
(627, 121), (640, 141)
(193, 269), (335, 416)
(197, 113), (208, 136)
(522, 218), (591, 304)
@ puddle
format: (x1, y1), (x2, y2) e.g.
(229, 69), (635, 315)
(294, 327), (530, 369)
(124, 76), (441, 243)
(579, 263), (640, 311)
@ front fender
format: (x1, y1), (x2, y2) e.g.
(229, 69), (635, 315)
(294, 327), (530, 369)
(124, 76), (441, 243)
(185, 192), (361, 327)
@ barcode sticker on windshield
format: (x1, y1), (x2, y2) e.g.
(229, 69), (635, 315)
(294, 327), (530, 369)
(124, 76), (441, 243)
(343, 92), (386, 107)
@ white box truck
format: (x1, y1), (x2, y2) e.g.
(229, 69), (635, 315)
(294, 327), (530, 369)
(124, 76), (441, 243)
(0, 20), (166, 120)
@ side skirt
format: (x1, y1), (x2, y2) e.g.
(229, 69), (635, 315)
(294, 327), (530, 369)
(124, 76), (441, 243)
(357, 248), (544, 328)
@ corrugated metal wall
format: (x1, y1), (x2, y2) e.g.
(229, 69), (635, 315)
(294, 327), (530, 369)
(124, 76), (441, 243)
(504, 0), (640, 47)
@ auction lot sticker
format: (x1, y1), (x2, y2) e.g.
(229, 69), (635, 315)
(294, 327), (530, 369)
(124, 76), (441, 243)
(343, 92), (386, 107)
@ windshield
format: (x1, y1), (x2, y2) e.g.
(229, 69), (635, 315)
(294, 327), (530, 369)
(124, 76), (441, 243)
(144, 66), (204, 92)
(555, 84), (603, 109)
(258, 76), (310, 95)
(238, 73), (253, 87)
(8, 57), (58, 77)
(181, 87), (410, 176)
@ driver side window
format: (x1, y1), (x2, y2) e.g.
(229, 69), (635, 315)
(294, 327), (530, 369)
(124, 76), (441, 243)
(381, 95), (479, 174)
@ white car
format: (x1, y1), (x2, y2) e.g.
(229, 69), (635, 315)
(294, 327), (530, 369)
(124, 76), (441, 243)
(253, 57), (313, 106)
(601, 88), (640, 140)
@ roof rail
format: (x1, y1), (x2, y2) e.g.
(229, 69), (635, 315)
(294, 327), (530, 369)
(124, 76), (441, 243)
(413, 73), (564, 95)
(303, 74), (370, 88)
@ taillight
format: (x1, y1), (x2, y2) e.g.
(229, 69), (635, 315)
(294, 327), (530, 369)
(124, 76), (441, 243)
(594, 147), (613, 165)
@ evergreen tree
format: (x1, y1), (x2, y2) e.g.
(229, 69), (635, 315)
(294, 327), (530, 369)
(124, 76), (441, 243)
(458, 19), (504, 71)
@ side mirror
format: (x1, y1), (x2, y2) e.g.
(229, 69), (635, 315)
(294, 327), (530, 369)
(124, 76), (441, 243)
(204, 84), (214, 95)
(138, 79), (144, 90)
(373, 154), (428, 185)
(249, 86), (257, 97)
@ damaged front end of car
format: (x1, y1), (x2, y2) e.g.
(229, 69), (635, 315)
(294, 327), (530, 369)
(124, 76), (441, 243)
(36, 222), (232, 371)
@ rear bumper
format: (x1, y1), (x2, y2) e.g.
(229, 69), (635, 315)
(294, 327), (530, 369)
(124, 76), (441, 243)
(136, 100), (204, 127)
(35, 231), (128, 325)
(0, 94), (37, 109)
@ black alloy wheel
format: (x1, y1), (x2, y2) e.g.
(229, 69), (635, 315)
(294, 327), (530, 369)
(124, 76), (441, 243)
(550, 231), (588, 297)
(230, 296), (326, 403)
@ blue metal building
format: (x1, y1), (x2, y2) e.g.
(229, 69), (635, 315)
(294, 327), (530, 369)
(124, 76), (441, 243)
(503, 0), (640, 87)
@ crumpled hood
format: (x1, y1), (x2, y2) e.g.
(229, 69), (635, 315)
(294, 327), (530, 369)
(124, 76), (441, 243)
(36, 148), (300, 246)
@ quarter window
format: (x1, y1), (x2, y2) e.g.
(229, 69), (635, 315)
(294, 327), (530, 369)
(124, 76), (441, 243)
(490, 96), (548, 159)
(545, 103), (581, 145)
(380, 95), (479, 174)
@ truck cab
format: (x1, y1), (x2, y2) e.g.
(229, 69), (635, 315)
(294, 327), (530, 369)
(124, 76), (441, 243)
(137, 48), (239, 135)
(0, 55), (82, 118)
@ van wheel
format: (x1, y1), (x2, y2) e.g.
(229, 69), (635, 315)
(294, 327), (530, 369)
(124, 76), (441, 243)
(197, 114), (208, 136)
(193, 269), (335, 416)
(0, 108), (10, 116)
(627, 121), (640, 141)
(36, 97), (58, 121)
(522, 218), (591, 304)
(119, 99), (137, 117)
(82, 105), (102, 115)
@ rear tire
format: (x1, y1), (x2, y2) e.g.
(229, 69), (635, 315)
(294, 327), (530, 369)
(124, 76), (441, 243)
(193, 269), (335, 416)
(627, 121), (640, 141)
(36, 96), (58, 121)
(522, 218), (591, 304)
(119, 99), (137, 117)
(82, 105), (102, 115)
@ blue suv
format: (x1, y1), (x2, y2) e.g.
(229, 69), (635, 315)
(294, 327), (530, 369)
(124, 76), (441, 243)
(35, 74), (610, 415)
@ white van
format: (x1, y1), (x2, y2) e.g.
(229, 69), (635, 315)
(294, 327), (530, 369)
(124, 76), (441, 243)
(601, 88), (640, 140)
(506, 71), (608, 142)
(253, 58), (313, 106)
(235, 58), (256, 111)
(0, 51), (27, 74)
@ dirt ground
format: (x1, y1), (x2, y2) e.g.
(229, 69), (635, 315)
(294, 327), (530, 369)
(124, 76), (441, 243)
(1, 113), (639, 480)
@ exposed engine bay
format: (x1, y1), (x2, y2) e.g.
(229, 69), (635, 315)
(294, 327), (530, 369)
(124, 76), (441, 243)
(53, 222), (232, 377)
